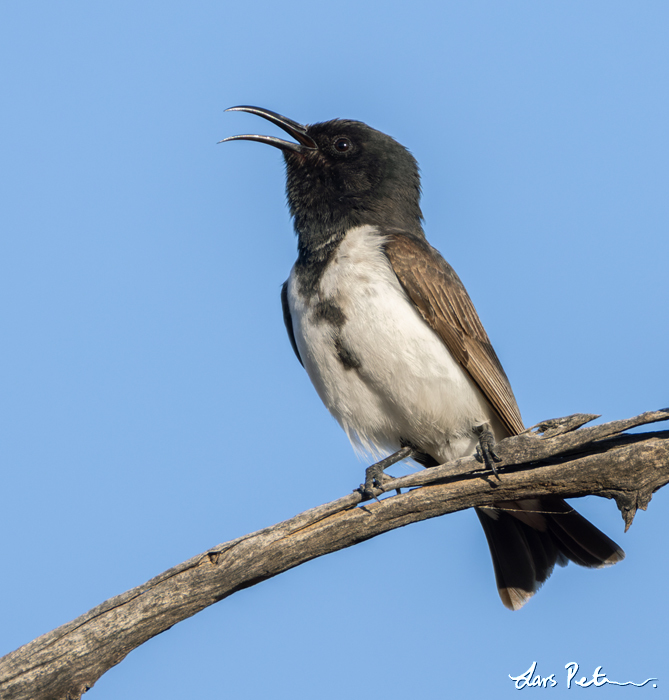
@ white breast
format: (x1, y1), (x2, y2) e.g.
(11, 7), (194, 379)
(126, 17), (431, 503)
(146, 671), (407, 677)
(286, 225), (500, 464)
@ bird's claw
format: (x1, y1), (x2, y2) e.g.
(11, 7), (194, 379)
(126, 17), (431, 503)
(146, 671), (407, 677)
(357, 446), (415, 500)
(359, 469), (392, 500)
(474, 423), (503, 478)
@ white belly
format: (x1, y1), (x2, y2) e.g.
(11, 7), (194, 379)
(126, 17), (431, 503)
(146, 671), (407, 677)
(286, 225), (502, 464)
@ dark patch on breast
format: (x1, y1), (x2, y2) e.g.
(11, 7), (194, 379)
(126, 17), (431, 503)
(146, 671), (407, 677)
(311, 298), (359, 370)
(335, 336), (361, 371)
(294, 234), (345, 300)
(313, 299), (346, 327)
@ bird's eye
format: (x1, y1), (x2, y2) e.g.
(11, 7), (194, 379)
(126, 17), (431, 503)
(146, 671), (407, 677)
(333, 137), (352, 152)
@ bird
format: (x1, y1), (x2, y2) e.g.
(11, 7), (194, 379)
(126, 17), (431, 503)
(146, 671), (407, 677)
(221, 106), (625, 610)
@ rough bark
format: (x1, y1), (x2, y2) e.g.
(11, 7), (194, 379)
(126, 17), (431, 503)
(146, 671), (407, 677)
(1, 409), (668, 700)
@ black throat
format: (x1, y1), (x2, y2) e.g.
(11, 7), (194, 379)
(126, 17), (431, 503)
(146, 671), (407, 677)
(282, 122), (425, 297)
(287, 180), (424, 299)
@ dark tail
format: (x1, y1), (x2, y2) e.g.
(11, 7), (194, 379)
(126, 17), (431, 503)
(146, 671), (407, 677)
(476, 497), (625, 610)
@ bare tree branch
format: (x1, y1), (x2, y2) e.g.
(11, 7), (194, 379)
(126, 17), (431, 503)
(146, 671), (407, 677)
(2, 409), (668, 700)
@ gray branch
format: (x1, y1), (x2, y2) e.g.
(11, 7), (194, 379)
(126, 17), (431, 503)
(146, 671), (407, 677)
(2, 409), (668, 700)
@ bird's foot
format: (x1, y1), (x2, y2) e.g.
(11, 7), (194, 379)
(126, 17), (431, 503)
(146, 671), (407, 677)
(474, 423), (502, 478)
(358, 445), (415, 500)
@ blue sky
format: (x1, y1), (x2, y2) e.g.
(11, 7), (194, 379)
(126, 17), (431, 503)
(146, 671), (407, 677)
(1, 2), (668, 698)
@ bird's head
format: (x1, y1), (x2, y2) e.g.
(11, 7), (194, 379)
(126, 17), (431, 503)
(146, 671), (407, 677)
(221, 106), (424, 254)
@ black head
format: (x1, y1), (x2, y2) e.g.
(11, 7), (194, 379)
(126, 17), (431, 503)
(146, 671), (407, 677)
(222, 106), (424, 260)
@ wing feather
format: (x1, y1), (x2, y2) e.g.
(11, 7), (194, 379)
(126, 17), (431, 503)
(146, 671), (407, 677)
(281, 280), (304, 367)
(383, 232), (524, 436)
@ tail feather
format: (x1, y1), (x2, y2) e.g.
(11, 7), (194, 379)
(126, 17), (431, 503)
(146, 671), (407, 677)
(544, 499), (625, 567)
(475, 507), (555, 610)
(477, 497), (624, 611)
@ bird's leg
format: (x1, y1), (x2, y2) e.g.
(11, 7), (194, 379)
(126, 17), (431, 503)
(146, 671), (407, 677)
(474, 423), (502, 478)
(359, 445), (417, 499)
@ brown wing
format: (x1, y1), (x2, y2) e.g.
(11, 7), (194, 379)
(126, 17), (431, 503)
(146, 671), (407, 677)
(383, 232), (524, 436)
(281, 280), (304, 367)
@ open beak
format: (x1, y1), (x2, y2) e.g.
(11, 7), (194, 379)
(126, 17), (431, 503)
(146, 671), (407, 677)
(219, 106), (317, 153)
